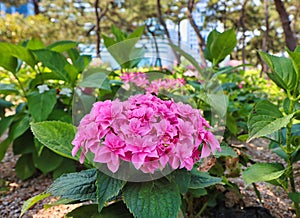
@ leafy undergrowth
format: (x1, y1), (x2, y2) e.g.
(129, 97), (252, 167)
(0, 138), (297, 218)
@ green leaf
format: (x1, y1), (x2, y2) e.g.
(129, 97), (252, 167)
(172, 169), (191, 194)
(27, 89), (57, 122)
(287, 49), (300, 83)
(128, 25), (145, 39)
(201, 93), (228, 117)
(15, 154), (36, 180)
(30, 121), (79, 161)
(8, 114), (30, 140)
(123, 178), (181, 218)
(33, 49), (78, 82)
(247, 100), (294, 142)
(66, 202), (133, 218)
(102, 34), (117, 48)
(188, 188), (207, 197)
(106, 38), (142, 68)
(12, 130), (35, 155)
(0, 115), (14, 138)
(170, 44), (205, 79)
(288, 192), (300, 203)
(48, 168), (97, 202)
(226, 114), (238, 135)
(209, 29), (237, 66)
(189, 169), (222, 189)
(53, 159), (76, 179)
(214, 143), (238, 158)
(111, 24), (126, 42)
(0, 53), (17, 73)
(0, 83), (18, 95)
(44, 198), (76, 210)
(74, 55), (92, 73)
(0, 138), (12, 162)
(24, 38), (45, 50)
(79, 72), (111, 90)
(48, 109), (72, 123)
(21, 192), (51, 217)
(0, 42), (36, 67)
(96, 171), (126, 212)
(33, 147), (64, 174)
(47, 40), (79, 53)
(259, 52), (297, 91)
(242, 163), (285, 186)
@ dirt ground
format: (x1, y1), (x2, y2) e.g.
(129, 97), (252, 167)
(0, 138), (298, 218)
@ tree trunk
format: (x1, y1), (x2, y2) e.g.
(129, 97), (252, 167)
(240, 0), (248, 70)
(32, 0), (40, 15)
(94, 1), (109, 58)
(156, 0), (180, 65)
(274, 0), (297, 51)
(95, 0), (101, 58)
(261, 0), (269, 73)
(187, 0), (207, 67)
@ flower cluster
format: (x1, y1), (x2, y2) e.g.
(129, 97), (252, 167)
(120, 72), (185, 94)
(72, 94), (220, 173)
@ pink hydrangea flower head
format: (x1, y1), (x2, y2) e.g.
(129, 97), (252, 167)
(72, 94), (221, 174)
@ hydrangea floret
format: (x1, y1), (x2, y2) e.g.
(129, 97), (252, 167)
(120, 71), (185, 94)
(72, 94), (220, 174)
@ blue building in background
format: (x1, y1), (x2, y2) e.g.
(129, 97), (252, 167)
(0, 2), (34, 16)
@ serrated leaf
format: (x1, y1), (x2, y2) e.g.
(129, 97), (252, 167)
(189, 169), (222, 189)
(123, 178), (181, 218)
(96, 171), (126, 212)
(15, 154), (36, 180)
(48, 168), (97, 201)
(259, 52), (297, 90)
(288, 192), (300, 203)
(247, 100), (294, 142)
(30, 121), (79, 162)
(27, 89), (57, 122)
(242, 163), (285, 186)
(21, 192), (51, 217)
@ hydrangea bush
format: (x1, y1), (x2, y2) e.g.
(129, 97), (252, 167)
(72, 94), (220, 174)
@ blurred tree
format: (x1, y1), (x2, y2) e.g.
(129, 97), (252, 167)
(274, 0), (297, 51)
(187, 0), (207, 67)
(206, 0), (299, 65)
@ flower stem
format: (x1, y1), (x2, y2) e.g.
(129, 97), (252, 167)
(286, 97), (300, 217)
